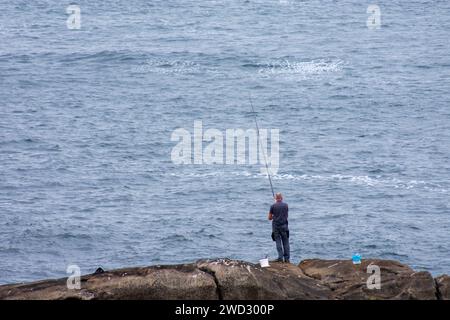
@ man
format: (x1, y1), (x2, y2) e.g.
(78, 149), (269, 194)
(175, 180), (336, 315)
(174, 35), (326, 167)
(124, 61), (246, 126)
(268, 192), (290, 263)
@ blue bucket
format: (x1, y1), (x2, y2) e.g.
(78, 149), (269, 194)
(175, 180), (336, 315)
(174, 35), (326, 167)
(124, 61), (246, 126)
(352, 253), (361, 264)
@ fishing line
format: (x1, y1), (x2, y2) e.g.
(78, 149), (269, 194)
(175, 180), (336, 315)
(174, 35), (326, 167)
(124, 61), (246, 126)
(249, 95), (275, 198)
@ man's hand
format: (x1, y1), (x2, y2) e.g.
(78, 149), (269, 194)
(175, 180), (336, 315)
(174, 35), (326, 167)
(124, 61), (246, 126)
(268, 212), (273, 221)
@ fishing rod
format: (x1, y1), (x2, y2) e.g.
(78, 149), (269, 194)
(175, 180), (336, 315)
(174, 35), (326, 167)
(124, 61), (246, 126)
(249, 96), (275, 199)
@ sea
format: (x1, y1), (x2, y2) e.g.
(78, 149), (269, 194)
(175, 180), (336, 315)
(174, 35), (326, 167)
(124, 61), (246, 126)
(1, 0), (449, 284)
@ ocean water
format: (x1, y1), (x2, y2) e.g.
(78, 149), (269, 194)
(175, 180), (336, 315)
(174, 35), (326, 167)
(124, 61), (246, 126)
(1, 0), (450, 284)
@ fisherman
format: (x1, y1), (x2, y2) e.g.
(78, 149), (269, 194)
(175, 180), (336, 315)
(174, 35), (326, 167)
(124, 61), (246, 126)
(268, 192), (290, 263)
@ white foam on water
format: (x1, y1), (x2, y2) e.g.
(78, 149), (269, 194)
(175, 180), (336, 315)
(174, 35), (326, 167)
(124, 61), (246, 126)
(272, 173), (448, 193)
(134, 59), (207, 74)
(257, 59), (344, 78)
(166, 171), (448, 193)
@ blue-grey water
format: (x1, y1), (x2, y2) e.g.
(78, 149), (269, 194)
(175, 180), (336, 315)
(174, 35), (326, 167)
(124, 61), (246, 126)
(1, 0), (450, 284)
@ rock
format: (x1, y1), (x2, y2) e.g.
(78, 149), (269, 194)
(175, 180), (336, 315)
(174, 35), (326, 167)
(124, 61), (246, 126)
(435, 275), (450, 300)
(0, 258), (444, 300)
(0, 264), (218, 300)
(298, 259), (437, 300)
(196, 259), (331, 300)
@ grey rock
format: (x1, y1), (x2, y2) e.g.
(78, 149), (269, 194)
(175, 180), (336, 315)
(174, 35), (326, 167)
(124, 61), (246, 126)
(0, 263), (218, 300)
(0, 258), (445, 300)
(298, 259), (437, 300)
(435, 274), (450, 300)
(197, 258), (331, 300)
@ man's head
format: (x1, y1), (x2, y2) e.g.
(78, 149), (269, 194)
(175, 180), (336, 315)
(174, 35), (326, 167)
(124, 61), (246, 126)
(275, 192), (283, 202)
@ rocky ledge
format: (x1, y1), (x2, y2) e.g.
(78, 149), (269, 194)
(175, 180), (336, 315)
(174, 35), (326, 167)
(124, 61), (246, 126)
(0, 259), (449, 300)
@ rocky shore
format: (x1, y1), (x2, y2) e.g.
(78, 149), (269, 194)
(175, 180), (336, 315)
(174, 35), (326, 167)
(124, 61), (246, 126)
(1, 258), (449, 300)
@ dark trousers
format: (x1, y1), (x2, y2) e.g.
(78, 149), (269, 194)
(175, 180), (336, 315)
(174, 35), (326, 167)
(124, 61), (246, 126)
(273, 224), (290, 261)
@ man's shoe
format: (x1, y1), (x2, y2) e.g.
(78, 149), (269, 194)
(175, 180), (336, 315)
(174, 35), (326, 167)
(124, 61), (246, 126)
(270, 258), (283, 263)
(284, 259), (290, 264)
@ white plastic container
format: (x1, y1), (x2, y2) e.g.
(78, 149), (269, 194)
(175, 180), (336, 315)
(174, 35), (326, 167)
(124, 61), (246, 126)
(259, 258), (270, 268)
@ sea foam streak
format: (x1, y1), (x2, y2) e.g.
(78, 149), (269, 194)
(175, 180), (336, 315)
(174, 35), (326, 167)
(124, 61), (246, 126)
(257, 59), (344, 78)
(167, 171), (447, 193)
